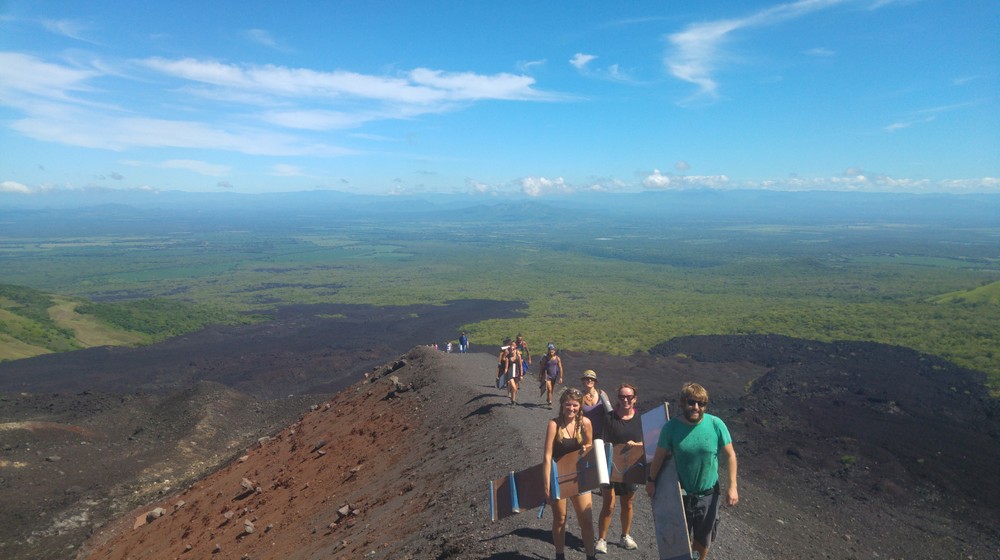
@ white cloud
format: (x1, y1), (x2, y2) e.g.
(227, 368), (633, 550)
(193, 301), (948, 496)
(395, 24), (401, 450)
(570, 53), (598, 70)
(642, 169), (730, 189)
(270, 164), (305, 177)
(120, 158), (231, 176)
(520, 176), (572, 196)
(938, 177), (1000, 192)
(465, 177), (491, 194)
(665, 0), (845, 99)
(570, 54), (635, 83)
(0, 52), (557, 158)
(41, 19), (95, 42)
(582, 178), (628, 192)
(141, 58), (548, 104)
(675, 160), (691, 171)
(262, 109), (372, 131)
(804, 47), (835, 56)
(752, 174), (1000, 193)
(517, 59), (547, 73)
(409, 68), (544, 101)
(160, 159), (232, 176)
(0, 180), (32, 193)
(11, 111), (354, 156)
(684, 175), (731, 188)
(885, 100), (979, 133)
(245, 29), (279, 49)
(0, 52), (98, 103)
(643, 169), (673, 188)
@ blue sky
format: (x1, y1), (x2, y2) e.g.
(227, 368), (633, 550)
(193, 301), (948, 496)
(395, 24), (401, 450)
(1, 0), (997, 196)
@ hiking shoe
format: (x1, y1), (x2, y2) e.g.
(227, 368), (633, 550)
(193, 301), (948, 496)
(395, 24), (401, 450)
(620, 534), (638, 550)
(595, 538), (608, 554)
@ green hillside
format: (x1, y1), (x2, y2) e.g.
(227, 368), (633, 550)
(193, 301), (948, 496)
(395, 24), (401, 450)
(0, 284), (251, 362)
(930, 280), (1000, 306)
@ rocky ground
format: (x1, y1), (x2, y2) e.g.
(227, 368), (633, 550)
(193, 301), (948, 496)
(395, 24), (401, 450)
(0, 300), (521, 560)
(2, 302), (998, 559)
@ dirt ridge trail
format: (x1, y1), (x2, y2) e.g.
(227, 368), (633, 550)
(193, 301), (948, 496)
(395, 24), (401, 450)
(51, 337), (1000, 559)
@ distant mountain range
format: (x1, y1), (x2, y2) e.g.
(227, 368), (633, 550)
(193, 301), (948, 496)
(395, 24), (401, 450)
(3, 189), (998, 233)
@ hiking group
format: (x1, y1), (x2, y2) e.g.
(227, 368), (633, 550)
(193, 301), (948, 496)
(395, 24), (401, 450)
(484, 333), (739, 560)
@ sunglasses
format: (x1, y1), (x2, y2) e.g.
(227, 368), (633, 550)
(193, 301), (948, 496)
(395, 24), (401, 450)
(618, 394), (635, 401)
(686, 399), (707, 408)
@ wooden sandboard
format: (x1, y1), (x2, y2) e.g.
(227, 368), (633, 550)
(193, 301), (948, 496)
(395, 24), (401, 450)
(550, 439), (608, 500)
(608, 442), (648, 485)
(642, 403), (692, 560)
(489, 439), (608, 522)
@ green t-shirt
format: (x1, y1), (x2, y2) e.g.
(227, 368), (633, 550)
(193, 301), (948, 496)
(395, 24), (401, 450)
(656, 413), (732, 495)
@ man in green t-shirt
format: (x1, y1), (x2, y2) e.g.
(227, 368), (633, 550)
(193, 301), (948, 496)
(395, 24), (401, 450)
(646, 383), (739, 560)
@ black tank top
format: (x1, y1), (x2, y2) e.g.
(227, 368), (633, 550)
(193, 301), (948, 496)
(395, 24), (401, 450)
(552, 424), (582, 460)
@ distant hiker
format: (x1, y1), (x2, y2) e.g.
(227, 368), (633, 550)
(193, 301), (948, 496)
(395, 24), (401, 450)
(580, 370), (612, 441)
(646, 382), (739, 560)
(539, 343), (563, 407)
(515, 333), (531, 375)
(543, 387), (598, 560)
(497, 338), (522, 405)
(446, 342), (452, 353)
(459, 331), (469, 353)
(596, 383), (643, 553)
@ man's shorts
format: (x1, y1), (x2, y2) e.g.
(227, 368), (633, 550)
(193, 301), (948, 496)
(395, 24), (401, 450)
(682, 487), (720, 549)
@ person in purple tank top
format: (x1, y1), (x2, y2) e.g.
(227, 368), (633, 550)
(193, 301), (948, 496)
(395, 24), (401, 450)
(580, 369), (612, 440)
(539, 343), (563, 407)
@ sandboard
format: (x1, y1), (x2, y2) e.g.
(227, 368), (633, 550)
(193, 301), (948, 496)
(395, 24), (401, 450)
(642, 403), (693, 560)
(489, 439), (608, 522)
(607, 441), (648, 485)
(496, 361), (517, 389)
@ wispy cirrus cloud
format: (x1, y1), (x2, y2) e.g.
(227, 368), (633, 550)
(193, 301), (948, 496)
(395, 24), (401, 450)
(665, 0), (846, 100)
(269, 163), (306, 177)
(517, 59), (546, 73)
(41, 18), (98, 43)
(569, 53), (635, 83)
(0, 52), (98, 103)
(804, 47), (836, 57)
(121, 159), (232, 177)
(0, 51), (558, 155)
(141, 57), (551, 104)
(243, 28), (295, 53)
(884, 100), (982, 132)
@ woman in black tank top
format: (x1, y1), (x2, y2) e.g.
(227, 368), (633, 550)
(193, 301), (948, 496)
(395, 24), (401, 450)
(543, 388), (598, 560)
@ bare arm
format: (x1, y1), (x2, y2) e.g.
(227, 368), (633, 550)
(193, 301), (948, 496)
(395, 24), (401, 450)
(721, 442), (739, 506)
(580, 416), (593, 451)
(542, 420), (557, 500)
(645, 446), (672, 497)
(557, 357), (563, 383)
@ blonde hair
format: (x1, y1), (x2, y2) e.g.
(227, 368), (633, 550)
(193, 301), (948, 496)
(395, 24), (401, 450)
(556, 387), (584, 443)
(680, 382), (708, 403)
